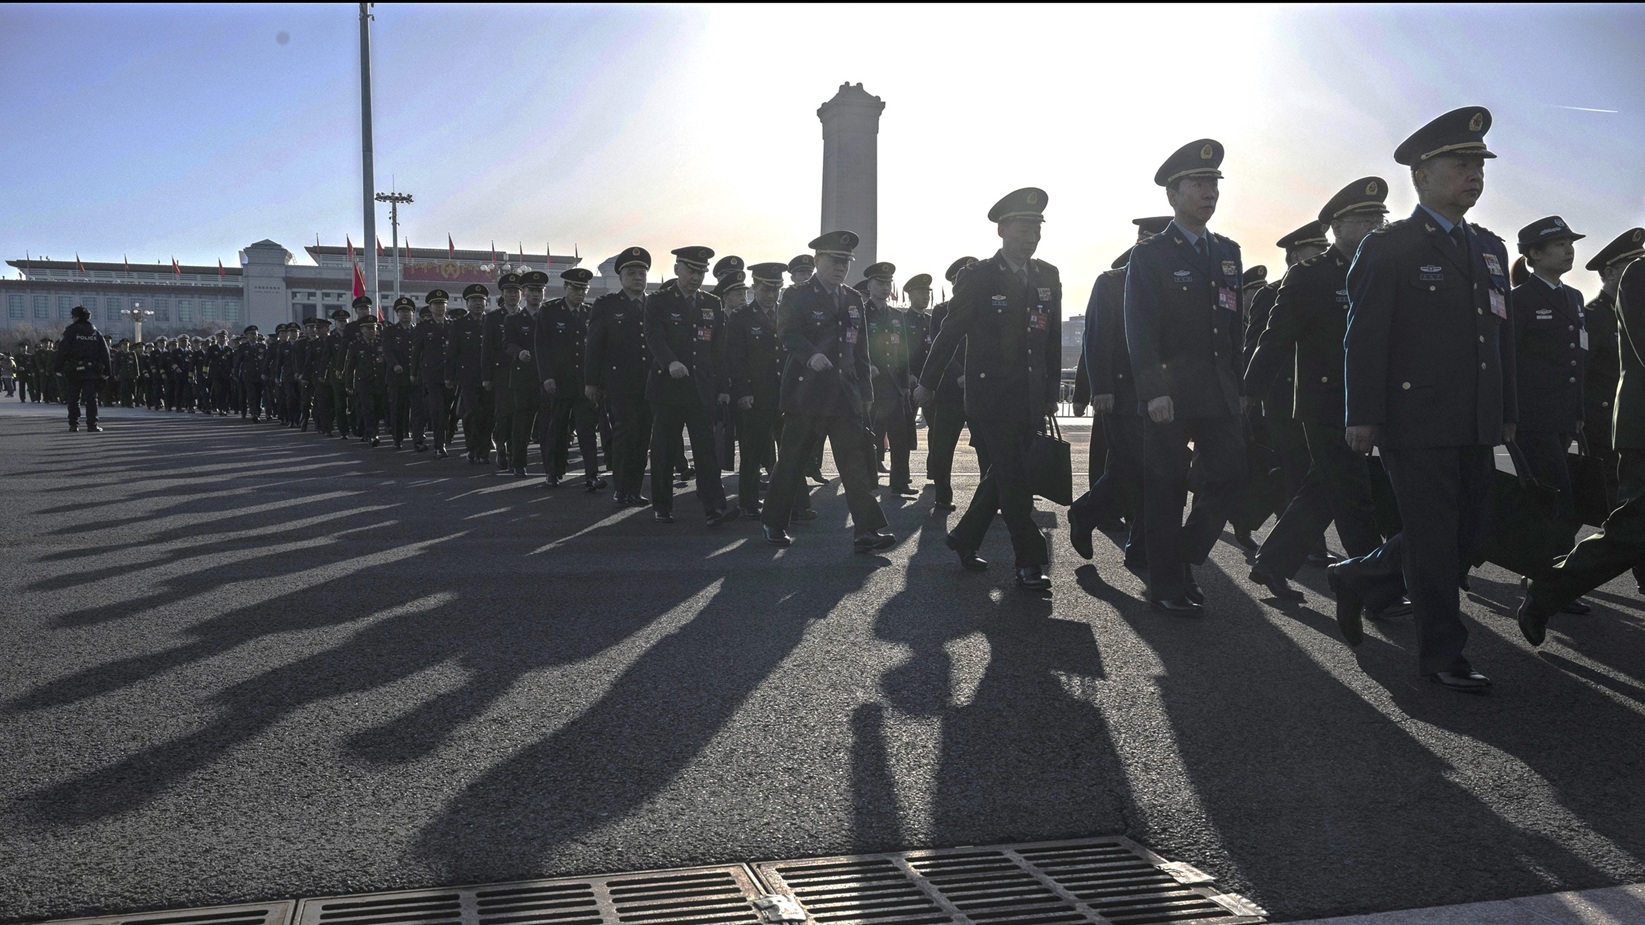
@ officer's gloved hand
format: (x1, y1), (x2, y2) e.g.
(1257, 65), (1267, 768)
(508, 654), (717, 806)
(542, 378), (557, 394)
(738, 396), (754, 410)
(1147, 396), (1174, 424)
(912, 385), (931, 406)
(668, 361), (689, 379)
(584, 385), (600, 402)
(1092, 394), (1115, 414)
(808, 353), (833, 373)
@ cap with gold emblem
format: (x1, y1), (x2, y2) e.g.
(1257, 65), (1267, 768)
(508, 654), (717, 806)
(1242, 266), (1268, 291)
(1394, 106), (1495, 166)
(1516, 216), (1585, 253)
(714, 272), (747, 300)
(393, 296), (416, 312)
(1155, 139), (1224, 187)
(1319, 176), (1391, 225)
(1584, 228), (1645, 272)
(615, 247), (652, 272)
(988, 187), (1047, 222)
(561, 267), (594, 287)
(358, 316), (380, 328)
(1277, 222), (1331, 251)
(712, 255), (744, 280)
(945, 256), (979, 283)
(427, 288), (450, 302)
(1132, 216), (1174, 236)
(902, 273), (933, 293)
(862, 261), (895, 282)
(787, 254), (816, 272)
(498, 272), (523, 290)
(330, 308), (350, 321)
(749, 262), (788, 285)
(521, 270), (550, 288)
(808, 231), (859, 257)
(351, 295), (373, 309)
(671, 246), (715, 270)
(460, 284), (487, 300)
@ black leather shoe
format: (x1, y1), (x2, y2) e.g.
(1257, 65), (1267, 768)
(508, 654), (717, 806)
(1094, 517), (1127, 533)
(740, 501), (762, 516)
(613, 492), (630, 505)
(790, 508), (818, 523)
(1327, 564), (1364, 647)
(763, 525), (793, 547)
(542, 475), (560, 489)
(854, 531), (896, 553)
(68, 423), (78, 432)
(370, 436), (381, 447)
(806, 469), (827, 485)
(1561, 598), (1592, 615)
(653, 510), (674, 524)
(87, 424), (103, 432)
(586, 476), (608, 492)
(1233, 529), (1259, 552)
(1150, 597), (1203, 615)
(1068, 506), (1094, 560)
(415, 443), (429, 452)
(513, 466), (527, 477)
(629, 494), (651, 507)
(673, 478), (689, 489)
(707, 507), (740, 527)
(1249, 566), (1305, 601)
(945, 533), (988, 571)
(1426, 669), (1492, 693)
(1305, 550), (1341, 567)
(933, 500), (957, 513)
(892, 483), (917, 496)
(1516, 596), (1549, 646)
(1016, 566), (1052, 590)
(1368, 597), (1413, 619)
(1182, 565), (1204, 606)
(435, 447), (448, 458)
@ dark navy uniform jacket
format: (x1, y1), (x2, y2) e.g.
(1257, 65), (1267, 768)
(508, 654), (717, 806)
(585, 291), (650, 396)
(1242, 282), (1294, 413)
(921, 250), (1062, 425)
(1510, 276), (1586, 433)
(1246, 248), (1352, 428)
(644, 282), (727, 408)
(409, 319), (448, 383)
(865, 301), (911, 416)
(383, 323), (415, 383)
(922, 300), (965, 405)
(54, 320), (111, 380)
(1344, 206), (1516, 448)
(534, 297), (590, 396)
(445, 315), (485, 388)
(1583, 290), (1620, 437)
(1124, 223), (1244, 418)
(1085, 266), (1138, 415)
(480, 308), (509, 385)
(1613, 260), (1645, 450)
(235, 342), (267, 384)
(777, 277), (871, 419)
(726, 303), (783, 410)
(500, 310), (539, 393)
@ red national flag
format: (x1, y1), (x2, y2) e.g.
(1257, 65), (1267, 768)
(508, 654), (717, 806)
(76, 253), (86, 273)
(352, 263), (365, 299)
(377, 236), (386, 257)
(172, 257), (181, 275)
(123, 254), (130, 273)
(218, 259), (225, 279)
(448, 234), (456, 259)
(346, 235), (356, 263)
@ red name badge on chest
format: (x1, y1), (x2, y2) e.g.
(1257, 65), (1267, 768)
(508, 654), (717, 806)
(1489, 290), (1507, 319)
(844, 327), (859, 344)
(1217, 287), (1239, 312)
(695, 325), (713, 342)
(1028, 309), (1050, 331)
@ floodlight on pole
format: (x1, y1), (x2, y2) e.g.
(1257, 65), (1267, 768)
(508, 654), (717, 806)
(375, 190), (413, 301)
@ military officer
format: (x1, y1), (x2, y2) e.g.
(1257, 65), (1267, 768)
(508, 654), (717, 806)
(1582, 228), (1645, 509)
(1068, 217), (1173, 563)
(537, 267), (606, 490)
(726, 263), (788, 516)
(236, 325), (267, 422)
(447, 284), (493, 463)
(1613, 238), (1645, 507)
(1124, 140), (1247, 612)
(342, 296), (375, 436)
(278, 323), (305, 428)
(787, 254), (815, 287)
(482, 274), (523, 471)
(411, 290), (453, 456)
(328, 306), (356, 435)
(496, 271), (546, 477)
(112, 338), (140, 407)
(916, 189), (1062, 589)
(762, 231), (892, 550)
(901, 273), (934, 492)
(298, 317), (325, 431)
(1245, 179), (1394, 601)
(1332, 107), (1515, 693)
(383, 296), (421, 448)
(922, 256), (980, 512)
(343, 316), (389, 446)
(587, 247), (655, 505)
(644, 246), (737, 525)
(860, 262), (917, 494)
(713, 255), (746, 289)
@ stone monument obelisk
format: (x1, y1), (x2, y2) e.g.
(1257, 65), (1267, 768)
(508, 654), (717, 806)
(817, 82), (885, 282)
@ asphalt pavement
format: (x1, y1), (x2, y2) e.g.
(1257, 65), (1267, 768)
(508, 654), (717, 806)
(2, 399), (1643, 924)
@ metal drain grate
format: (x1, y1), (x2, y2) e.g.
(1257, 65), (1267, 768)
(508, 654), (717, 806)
(751, 838), (1265, 925)
(294, 865), (769, 925)
(34, 901), (296, 925)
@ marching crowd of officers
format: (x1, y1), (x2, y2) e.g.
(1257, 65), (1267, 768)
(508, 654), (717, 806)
(29, 104), (1645, 693)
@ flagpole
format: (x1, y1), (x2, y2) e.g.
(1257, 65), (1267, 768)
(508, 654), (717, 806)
(359, 2), (380, 316)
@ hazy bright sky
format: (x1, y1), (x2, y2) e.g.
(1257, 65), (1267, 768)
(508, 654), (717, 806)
(3, 3), (1643, 312)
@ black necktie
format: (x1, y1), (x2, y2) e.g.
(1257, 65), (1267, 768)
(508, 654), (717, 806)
(1449, 225), (1467, 252)
(1195, 237), (1210, 268)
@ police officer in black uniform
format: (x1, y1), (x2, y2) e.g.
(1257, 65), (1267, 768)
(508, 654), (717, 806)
(916, 188), (1062, 590)
(1124, 140), (1247, 613)
(587, 247), (654, 505)
(644, 246), (736, 526)
(1245, 179), (1394, 600)
(922, 256), (980, 512)
(1332, 107), (1515, 693)
(537, 267), (606, 490)
(728, 263), (789, 516)
(763, 231), (892, 551)
(55, 305), (111, 432)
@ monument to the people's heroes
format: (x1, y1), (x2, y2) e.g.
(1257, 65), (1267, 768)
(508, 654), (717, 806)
(818, 82), (884, 283)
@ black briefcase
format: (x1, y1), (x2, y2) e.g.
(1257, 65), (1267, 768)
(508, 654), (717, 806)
(1028, 416), (1073, 506)
(1230, 416), (1286, 531)
(1469, 444), (1567, 579)
(1569, 435), (1613, 527)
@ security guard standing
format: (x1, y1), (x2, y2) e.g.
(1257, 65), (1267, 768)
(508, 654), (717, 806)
(728, 263), (789, 515)
(483, 274), (522, 472)
(923, 256), (979, 512)
(644, 246), (737, 525)
(1124, 140), (1247, 613)
(537, 267), (605, 490)
(1334, 107), (1514, 692)
(586, 247), (654, 505)
(762, 231), (892, 550)
(412, 290), (452, 456)
(1245, 179), (1392, 600)
(55, 305), (111, 432)
(916, 188), (1062, 590)
(1582, 228), (1645, 511)
(447, 284), (492, 463)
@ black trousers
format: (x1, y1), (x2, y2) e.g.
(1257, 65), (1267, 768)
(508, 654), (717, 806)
(650, 401), (726, 515)
(64, 377), (100, 426)
(1071, 411), (1144, 527)
(1255, 422), (1386, 578)
(763, 412), (887, 534)
(240, 380), (263, 419)
(495, 383), (538, 471)
(737, 406), (780, 508)
(545, 390), (600, 480)
(872, 400), (914, 488)
(607, 392), (652, 500)
(1141, 414), (1247, 599)
(1527, 492), (1645, 616)
(953, 420), (1049, 567)
(925, 397), (967, 505)
(1516, 431), (1578, 548)
(387, 379), (414, 445)
(1341, 445), (1493, 676)
(459, 384), (494, 459)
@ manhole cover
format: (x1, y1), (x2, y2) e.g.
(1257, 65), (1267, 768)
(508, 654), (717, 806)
(751, 838), (1265, 925)
(32, 901), (296, 925)
(294, 864), (769, 925)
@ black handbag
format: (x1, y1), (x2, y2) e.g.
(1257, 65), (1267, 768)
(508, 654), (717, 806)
(1469, 443), (1568, 579)
(1569, 434), (1613, 527)
(1028, 415), (1074, 506)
